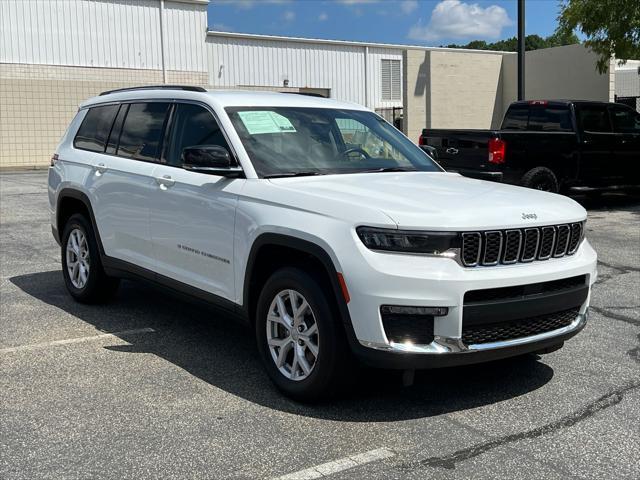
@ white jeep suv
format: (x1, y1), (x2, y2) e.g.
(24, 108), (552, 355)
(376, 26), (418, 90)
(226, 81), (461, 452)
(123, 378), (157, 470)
(49, 86), (597, 400)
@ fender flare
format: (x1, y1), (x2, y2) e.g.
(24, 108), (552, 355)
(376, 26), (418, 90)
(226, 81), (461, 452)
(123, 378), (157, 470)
(242, 233), (352, 327)
(56, 188), (105, 255)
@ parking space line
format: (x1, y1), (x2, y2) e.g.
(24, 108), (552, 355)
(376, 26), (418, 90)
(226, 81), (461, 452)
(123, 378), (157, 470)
(274, 447), (395, 479)
(0, 328), (155, 353)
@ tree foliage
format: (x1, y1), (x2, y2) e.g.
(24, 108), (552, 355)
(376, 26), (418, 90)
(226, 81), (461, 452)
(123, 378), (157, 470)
(557, 0), (640, 73)
(445, 33), (580, 53)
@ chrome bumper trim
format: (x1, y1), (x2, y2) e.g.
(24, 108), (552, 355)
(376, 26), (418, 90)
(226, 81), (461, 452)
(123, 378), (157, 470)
(360, 309), (588, 355)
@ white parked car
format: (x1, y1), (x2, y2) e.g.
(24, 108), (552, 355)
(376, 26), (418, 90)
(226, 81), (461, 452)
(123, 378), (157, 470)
(49, 86), (597, 400)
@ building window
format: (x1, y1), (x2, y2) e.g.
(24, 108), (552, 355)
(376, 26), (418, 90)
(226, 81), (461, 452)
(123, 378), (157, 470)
(381, 59), (401, 101)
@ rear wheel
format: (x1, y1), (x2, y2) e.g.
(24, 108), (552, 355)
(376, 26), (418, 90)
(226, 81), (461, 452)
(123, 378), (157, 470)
(521, 167), (559, 193)
(61, 214), (119, 303)
(255, 267), (349, 401)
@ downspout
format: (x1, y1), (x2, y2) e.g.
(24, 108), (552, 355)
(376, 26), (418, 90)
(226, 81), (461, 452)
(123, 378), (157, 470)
(159, 0), (167, 84)
(364, 45), (369, 108)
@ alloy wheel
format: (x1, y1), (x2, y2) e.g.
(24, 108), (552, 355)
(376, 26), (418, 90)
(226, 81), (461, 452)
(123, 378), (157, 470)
(66, 228), (90, 289)
(266, 289), (319, 381)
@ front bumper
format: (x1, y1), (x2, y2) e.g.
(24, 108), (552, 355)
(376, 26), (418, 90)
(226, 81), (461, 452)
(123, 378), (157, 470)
(340, 237), (597, 369)
(351, 310), (587, 369)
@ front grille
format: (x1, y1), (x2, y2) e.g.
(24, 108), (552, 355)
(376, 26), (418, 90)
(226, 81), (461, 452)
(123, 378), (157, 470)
(463, 275), (587, 304)
(460, 222), (584, 267)
(462, 308), (579, 345)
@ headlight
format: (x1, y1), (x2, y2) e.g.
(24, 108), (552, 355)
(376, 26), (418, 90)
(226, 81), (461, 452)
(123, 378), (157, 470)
(356, 227), (460, 254)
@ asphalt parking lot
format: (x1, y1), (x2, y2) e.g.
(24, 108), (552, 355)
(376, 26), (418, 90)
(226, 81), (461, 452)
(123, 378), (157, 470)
(1, 171), (638, 479)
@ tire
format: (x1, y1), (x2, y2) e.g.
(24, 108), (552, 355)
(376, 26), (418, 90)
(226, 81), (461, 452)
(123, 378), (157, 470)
(61, 213), (120, 303)
(521, 167), (560, 193)
(255, 267), (350, 401)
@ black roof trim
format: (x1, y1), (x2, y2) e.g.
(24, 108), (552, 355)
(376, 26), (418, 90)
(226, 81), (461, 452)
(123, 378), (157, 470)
(99, 85), (207, 96)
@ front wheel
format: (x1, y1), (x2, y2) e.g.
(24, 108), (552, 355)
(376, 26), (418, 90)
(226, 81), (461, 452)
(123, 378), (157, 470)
(520, 167), (559, 193)
(255, 267), (349, 401)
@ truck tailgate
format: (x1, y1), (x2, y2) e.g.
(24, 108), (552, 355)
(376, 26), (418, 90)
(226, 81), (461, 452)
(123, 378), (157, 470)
(422, 130), (495, 170)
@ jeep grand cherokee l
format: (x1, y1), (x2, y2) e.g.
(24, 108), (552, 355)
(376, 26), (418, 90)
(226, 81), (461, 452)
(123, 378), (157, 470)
(49, 86), (597, 400)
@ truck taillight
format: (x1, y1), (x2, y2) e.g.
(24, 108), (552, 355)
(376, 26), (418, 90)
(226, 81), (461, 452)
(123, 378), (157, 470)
(488, 138), (506, 164)
(418, 134), (426, 145)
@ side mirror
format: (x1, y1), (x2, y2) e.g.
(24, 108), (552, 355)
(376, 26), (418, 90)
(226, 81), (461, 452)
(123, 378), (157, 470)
(182, 145), (244, 177)
(420, 144), (438, 161)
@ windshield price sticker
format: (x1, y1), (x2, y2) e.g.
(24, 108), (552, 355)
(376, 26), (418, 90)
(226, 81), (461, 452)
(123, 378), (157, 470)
(238, 111), (297, 135)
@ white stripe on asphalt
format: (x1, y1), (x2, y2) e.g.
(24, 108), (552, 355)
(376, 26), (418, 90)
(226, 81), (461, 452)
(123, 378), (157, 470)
(0, 328), (155, 353)
(274, 447), (395, 480)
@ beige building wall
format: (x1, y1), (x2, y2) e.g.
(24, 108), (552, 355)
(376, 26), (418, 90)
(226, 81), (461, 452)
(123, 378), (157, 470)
(402, 48), (514, 141)
(523, 44), (614, 102)
(0, 64), (207, 169)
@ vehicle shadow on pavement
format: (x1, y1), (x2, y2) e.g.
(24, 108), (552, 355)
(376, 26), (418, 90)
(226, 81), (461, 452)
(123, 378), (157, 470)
(11, 270), (554, 421)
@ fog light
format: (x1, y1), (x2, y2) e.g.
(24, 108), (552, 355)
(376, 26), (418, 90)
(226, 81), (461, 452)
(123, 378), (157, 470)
(380, 305), (449, 316)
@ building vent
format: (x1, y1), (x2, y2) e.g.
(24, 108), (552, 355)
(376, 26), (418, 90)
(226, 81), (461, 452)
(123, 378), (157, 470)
(381, 59), (401, 101)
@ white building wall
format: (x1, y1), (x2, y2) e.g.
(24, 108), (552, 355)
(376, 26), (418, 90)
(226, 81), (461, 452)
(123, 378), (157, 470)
(0, 0), (207, 72)
(206, 33), (402, 109)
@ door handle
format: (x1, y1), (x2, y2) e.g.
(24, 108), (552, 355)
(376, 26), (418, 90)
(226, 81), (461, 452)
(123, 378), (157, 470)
(446, 147), (459, 155)
(95, 163), (108, 175)
(155, 174), (175, 190)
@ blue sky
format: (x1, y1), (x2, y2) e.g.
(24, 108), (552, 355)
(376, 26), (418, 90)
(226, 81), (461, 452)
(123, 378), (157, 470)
(208, 0), (563, 46)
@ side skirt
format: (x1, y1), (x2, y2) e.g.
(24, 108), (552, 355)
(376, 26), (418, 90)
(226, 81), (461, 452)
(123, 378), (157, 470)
(102, 255), (249, 324)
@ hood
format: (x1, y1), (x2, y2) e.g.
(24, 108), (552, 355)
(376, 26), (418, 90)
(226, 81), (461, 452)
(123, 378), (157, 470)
(267, 172), (587, 230)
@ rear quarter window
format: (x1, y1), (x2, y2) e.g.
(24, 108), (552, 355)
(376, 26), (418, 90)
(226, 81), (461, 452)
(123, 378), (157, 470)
(74, 104), (119, 152)
(528, 106), (573, 132)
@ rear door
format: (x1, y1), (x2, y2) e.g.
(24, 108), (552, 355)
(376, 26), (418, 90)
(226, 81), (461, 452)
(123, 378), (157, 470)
(81, 101), (170, 270)
(608, 104), (640, 185)
(149, 102), (240, 301)
(524, 104), (578, 180)
(574, 104), (616, 185)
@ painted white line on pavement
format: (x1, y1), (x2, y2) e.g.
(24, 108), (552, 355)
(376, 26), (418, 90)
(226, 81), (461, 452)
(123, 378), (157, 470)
(0, 328), (155, 353)
(274, 447), (395, 480)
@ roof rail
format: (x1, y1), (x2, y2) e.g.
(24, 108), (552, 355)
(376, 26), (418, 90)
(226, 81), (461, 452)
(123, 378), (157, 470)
(99, 85), (207, 96)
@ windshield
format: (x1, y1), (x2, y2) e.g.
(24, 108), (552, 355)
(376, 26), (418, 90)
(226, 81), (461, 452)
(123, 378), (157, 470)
(225, 107), (441, 178)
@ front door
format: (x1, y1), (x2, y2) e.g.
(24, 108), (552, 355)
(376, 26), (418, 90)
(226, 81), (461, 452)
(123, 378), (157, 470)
(609, 104), (640, 185)
(149, 103), (241, 301)
(575, 104), (616, 186)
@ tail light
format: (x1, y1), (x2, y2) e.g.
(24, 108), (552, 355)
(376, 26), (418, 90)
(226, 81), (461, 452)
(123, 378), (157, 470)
(488, 138), (506, 165)
(418, 134), (426, 146)
(50, 153), (59, 167)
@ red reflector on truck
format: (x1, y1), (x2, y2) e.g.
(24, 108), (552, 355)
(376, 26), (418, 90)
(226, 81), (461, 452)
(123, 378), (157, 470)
(488, 138), (506, 164)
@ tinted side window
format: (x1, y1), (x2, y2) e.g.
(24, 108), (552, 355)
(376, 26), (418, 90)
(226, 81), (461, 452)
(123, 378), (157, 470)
(117, 102), (171, 162)
(502, 106), (529, 130)
(166, 103), (230, 166)
(74, 104), (119, 152)
(529, 106), (573, 132)
(577, 106), (611, 133)
(610, 106), (640, 133)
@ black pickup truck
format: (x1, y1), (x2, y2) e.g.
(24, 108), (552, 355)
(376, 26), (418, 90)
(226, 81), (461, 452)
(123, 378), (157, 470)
(420, 100), (640, 193)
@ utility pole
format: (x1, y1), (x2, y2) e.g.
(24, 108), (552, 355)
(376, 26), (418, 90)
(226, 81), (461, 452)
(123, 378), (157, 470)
(517, 0), (525, 100)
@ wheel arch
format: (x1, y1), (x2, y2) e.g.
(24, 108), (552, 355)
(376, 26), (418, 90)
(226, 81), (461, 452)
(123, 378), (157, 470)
(242, 233), (351, 329)
(56, 188), (105, 255)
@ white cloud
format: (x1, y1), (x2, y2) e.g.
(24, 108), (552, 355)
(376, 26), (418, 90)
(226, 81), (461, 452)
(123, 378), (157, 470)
(318, 12), (329, 21)
(408, 0), (512, 42)
(283, 10), (296, 22)
(211, 23), (233, 32)
(400, 0), (419, 14)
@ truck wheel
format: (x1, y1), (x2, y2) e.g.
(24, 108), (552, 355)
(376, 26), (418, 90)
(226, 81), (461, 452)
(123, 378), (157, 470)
(255, 267), (349, 402)
(521, 167), (559, 193)
(61, 213), (120, 303)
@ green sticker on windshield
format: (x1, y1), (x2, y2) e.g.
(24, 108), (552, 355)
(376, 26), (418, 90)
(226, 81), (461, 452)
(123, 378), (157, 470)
(237, 111), (296, 135)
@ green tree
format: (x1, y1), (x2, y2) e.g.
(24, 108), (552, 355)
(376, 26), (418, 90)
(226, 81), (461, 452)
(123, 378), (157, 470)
(557, 0), (640, 73)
